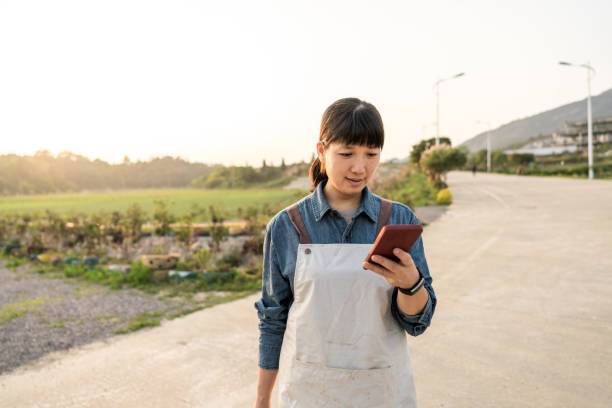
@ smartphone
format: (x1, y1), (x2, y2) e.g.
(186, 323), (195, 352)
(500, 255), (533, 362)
(364, 224), (423, 264)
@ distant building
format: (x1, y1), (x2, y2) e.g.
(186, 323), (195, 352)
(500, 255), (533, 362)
(557, 118), (612, 146)
(511, 118), (612, 155)
(505, 145), (578, 156)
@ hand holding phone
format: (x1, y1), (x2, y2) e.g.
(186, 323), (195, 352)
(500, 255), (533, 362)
(364, 224), (423, 265)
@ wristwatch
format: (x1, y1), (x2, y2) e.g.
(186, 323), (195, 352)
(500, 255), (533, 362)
(398, 272), (425, 296)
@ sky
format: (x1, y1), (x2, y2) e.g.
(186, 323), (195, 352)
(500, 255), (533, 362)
(1, 0), (611, 166)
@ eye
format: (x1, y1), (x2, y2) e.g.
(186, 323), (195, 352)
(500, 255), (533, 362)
(367, 152), (379, 157)
(339, 152), (352, 157)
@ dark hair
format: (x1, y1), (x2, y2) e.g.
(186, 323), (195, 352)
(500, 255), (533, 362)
(309, 97), (384, 190)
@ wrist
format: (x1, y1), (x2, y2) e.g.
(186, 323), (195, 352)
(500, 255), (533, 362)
(397, 271), (425, 296)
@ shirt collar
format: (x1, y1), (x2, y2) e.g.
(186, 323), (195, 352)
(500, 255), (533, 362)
(311, 178), (378, 223)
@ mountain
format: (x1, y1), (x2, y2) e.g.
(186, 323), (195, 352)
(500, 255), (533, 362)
(460, 88), (612, 152)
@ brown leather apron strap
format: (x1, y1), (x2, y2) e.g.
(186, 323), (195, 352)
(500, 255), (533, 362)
(287, 204), (312, 244)
(376, 198), (393, 236)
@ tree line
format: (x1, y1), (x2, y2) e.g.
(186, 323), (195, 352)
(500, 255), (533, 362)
(0, 151), (303, 195)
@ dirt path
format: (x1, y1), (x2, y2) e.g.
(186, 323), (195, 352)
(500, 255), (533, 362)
(1, 171), (611, 407)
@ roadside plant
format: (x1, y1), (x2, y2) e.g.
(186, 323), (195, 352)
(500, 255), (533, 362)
(193, 248), (212, 271)
(420, 144), (467, 188)
(152, 200), (176, 236)
(208, 206), (228, 252)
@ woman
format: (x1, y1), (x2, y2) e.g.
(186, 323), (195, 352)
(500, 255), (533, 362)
(254, 97), (437, 407)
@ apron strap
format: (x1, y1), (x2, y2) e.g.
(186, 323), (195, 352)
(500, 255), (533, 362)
(287, 204), (312, 244)
(376, 198), (393, 236)
(288, 198), (392, 243)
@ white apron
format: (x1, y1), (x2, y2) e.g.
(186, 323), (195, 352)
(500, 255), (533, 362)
(275, 242), (417, 407)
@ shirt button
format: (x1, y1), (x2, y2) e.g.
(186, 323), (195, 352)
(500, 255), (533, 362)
(305, 248), (311, 254)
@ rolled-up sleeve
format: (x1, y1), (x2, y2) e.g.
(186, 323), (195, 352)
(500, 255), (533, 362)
(390, 210), (437, 336)
(253, 217), (292, 369)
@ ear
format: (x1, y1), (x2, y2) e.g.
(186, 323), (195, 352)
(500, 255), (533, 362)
(316, 142), (325, 163)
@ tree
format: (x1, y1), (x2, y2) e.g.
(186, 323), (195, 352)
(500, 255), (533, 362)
(41, 210), (68, 251)
(121, 204), (147, 260)
(419, 144), (467, 188)
(83, 213), (104, 255)
(208, 205), (228, 252)
(471, 149), (488, 170)
(152, 200), (176, 236)
(124, 204), (146, 241)
(176, 203), (206, 247)
(492, 151), (508, 167)
(410, 137), (452, 164)
(509, 153), (534, 166)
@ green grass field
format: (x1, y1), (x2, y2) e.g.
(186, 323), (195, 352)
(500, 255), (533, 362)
(0, 188), (307, 218)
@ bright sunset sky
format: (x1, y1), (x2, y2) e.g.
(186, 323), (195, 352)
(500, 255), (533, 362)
(1, 0), (611, 166)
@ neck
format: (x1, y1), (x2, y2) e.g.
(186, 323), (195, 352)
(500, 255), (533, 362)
(323, 181), (362, 211)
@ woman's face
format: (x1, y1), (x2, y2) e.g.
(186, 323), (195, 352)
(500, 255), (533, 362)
(317, 141), (381, 196)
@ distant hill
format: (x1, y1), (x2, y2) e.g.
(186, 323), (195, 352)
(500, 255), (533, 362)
(460, 88), (612, 152)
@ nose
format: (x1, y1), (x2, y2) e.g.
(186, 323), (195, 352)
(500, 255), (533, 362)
(350, 159), (366, 175)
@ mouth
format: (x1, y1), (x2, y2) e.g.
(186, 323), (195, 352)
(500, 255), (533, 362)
(345, 177), (365, 185)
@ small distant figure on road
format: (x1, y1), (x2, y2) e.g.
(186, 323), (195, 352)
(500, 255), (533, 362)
(472, 164), (477, 176)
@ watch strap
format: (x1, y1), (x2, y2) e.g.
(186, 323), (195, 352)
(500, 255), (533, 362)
(398, 275), (425, 296)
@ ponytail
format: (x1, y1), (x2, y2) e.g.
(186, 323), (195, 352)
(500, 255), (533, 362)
(308, 157), (327, 192)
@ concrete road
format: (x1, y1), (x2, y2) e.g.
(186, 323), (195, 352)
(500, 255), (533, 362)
(1, 171), (611, 407)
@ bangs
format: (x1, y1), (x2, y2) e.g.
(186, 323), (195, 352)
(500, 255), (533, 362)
(322, 99), (384, 149)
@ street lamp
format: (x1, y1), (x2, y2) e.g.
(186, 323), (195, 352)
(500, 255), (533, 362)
(559, 61), (596, 179)
(476, 120), (492, 172)
(434, 72), (465, 145)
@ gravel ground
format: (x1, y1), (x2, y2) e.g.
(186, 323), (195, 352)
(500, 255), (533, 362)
(0, 262), (195, 375)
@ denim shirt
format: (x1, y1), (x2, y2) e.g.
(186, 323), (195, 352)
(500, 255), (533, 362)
(253, 179), (437, 369)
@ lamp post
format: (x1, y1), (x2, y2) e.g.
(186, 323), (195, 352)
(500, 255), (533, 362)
(434, 72), (465, 145)
(559, 61), (596, 179)
(477, 120), (492, 172)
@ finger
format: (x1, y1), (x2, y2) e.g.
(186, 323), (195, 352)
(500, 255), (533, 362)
(362, 261), (394, 280)
(392, 248), (415, 267)
(370, 254), (402, 274)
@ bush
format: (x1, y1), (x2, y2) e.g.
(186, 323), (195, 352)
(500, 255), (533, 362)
(374, 167), (438, 208)
(435, 188), (453, 205)
(410, 138), (452, 164)
(152, 200), (176, 236)
(197, 270), (260, 291)
(420, 145), (467, 185)
(125, 261), (153, 286)
(242, 234), (264, 255)
(193, 248), (212, 271)
(213, 250), (242, 272)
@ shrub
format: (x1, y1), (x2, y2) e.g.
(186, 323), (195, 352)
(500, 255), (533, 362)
(152, 200), (176, 236)
(208, 206), (228, 252)
(197, 270), (260, 291)
(213, 250), (242, 272)
(193, 248), (212, 271)
(410, 138), (452, 164)
(242, 234), (264, 255)
(126, 261), (153, 286)
(420, 145), (467, 186)
(435, 188), (453, 205)
(374, 168), (437, 208)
